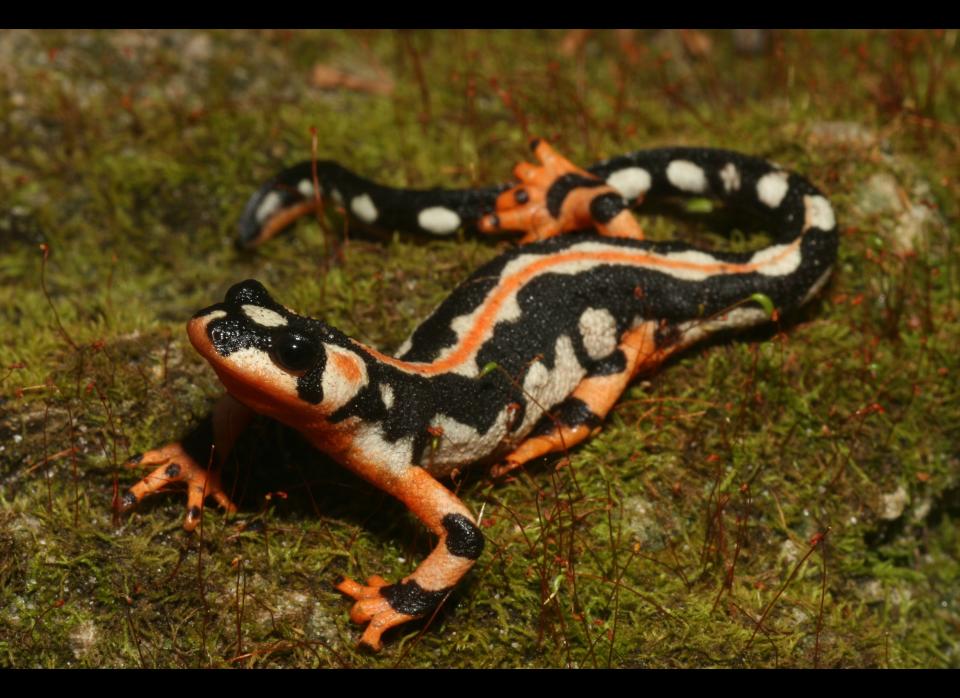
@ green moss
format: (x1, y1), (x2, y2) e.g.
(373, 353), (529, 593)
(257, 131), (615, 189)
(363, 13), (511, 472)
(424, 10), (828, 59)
(1, 29), (958, 667)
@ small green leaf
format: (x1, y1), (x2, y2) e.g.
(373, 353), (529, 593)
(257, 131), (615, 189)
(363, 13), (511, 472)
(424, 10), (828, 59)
(480, 361), (499, 377)
(544, 573), (565, 604)
(684, 197), (714, 213)
(750, 293), (776, 317)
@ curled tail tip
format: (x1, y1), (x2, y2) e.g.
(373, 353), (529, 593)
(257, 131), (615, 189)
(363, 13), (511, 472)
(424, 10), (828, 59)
(237, 171), (317, 249)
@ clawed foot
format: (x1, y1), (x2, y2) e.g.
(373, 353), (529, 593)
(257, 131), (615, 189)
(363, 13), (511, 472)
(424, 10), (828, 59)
(336, 575), (418, 651)
(479, 138), (606, 243)
(490, 455), (525, 479)
(118, 441), (237, 531)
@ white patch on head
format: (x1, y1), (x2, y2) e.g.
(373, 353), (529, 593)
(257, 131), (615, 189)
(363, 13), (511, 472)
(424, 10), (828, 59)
(719, 162), (741, 193)
(350, 193), (378, 223)
(242, 304), (288, 327)
(202, 309), (227, 321)
(749, 244), (802, 277)
(606, 167), (652, 200)
(666, 160), (708, 193)
(804, 195), (836, 231)
(223, 346), (298, 395)
(756, 171), (790, 208)
(297, 179), (317, 197)
(255, 191), (282, 223)
(379, 383), (395, 409)
(350, 424), (413, 476)
(321, 344), (369, 412)
(417, 206), (461, 235)
(578, 307), (618, 360)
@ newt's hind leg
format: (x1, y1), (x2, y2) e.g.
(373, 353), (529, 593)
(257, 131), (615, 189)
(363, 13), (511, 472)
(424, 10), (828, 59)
(492, 322), (667, 478)
(479, 139), (645, 243)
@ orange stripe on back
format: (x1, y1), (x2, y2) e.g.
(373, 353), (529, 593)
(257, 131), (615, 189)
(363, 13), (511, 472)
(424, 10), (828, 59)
(355, 240), (801, 376)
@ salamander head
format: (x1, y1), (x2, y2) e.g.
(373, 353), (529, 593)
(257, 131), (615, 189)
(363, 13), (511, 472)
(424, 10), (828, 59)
(187, 280), (369, 424)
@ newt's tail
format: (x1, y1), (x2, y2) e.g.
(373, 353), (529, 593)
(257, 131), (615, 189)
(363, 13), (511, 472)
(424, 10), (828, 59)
(237, 160), (504, 248)
(236, 147), (837, 301)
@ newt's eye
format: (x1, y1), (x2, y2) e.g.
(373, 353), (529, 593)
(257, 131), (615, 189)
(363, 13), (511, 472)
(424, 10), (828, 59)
(271, 331), (319, 373)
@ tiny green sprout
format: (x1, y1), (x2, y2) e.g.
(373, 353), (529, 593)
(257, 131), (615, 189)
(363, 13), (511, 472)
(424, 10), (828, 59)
(749, 293), (776, 317)
(545, 573), (565, 604)
(684, 197), (714, 213)
(480, 361), (499, 377)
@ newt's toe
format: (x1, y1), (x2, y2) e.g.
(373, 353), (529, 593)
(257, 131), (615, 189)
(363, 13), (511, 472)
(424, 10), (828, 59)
(336, 575), (419, 651)
(119, 441), (236, 530)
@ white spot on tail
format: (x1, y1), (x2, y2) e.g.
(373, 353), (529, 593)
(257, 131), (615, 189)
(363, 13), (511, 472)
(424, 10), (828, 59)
(418, 206), (461, 235)
(298, 179), (317, 197)
(350, 194), (378, 223)
(756, 171), (790, 208)
(606, 167), (652, 200)
(242, 304), (288, 327)
(255, 191), (282, 223)
(330, 188), (343, 205)
(804, 195), (836, 231)
(719, 163), (741, 193)
(578, 307), (618, 360)
(666, 160), (708, 193)
(380, 383), (395, 409)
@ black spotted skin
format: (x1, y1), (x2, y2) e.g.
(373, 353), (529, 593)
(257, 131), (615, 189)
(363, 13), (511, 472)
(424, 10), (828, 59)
(238, 145), (834, 249)
(442, 513), (485, 560)
(197, 211), (835, 476)
(237, 160), (506, 246)
(126, 140), (837, 650)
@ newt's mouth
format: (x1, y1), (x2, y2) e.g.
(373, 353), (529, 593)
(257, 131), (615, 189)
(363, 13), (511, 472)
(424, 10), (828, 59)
(186, 309), (222, 362)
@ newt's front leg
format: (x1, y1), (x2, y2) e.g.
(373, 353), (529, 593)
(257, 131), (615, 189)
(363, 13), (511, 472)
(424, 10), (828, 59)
(118, 393), (253, 530)
(336, 465), (483, 651)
